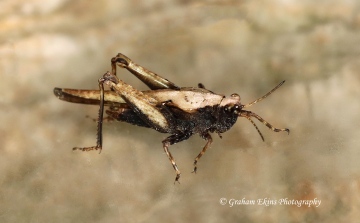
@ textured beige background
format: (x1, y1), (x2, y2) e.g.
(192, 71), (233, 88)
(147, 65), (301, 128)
(1, 0), (360, 222)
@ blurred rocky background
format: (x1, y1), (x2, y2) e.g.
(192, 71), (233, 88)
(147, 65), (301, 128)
(1, 0), (360, 222)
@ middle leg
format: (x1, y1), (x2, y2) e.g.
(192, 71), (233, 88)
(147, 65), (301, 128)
(162, 132), (193, 183)
(192, 133), (213, 174)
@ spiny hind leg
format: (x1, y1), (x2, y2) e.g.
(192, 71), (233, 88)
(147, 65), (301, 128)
(102, 71), (176, 132)
(73, 79), (106, 153)
(111, 53), (179, 90)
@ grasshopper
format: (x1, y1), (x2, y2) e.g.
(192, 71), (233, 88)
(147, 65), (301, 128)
(54, 53), (289, 183)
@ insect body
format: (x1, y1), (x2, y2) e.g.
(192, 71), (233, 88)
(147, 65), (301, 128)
(54, 53), (289, 183)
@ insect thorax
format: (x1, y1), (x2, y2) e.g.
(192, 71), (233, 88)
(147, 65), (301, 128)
(175, 104), (239, 135)
(212, 104), (239, 133)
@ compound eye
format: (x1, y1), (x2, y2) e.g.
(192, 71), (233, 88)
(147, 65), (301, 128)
(230, 93), (240, 101)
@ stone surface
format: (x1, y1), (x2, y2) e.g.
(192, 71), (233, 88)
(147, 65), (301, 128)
(1, 0), (360, 222)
